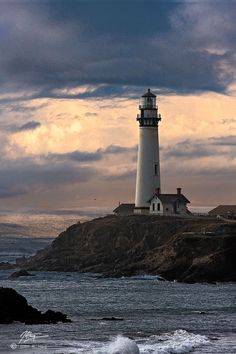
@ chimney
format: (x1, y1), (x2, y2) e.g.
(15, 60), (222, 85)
(177, 188), (182, 195)
(155, 187), (161, 195)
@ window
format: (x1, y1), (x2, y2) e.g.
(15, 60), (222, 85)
(154, 164), (158, 175)
(166, 208), (169, 211)
(152, 203), (155, 211)
(157, 203), (160, 211)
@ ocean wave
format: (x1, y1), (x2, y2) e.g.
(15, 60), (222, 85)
(138, 329), (210, 353)
(108, 336), (140, 354)
(61, 330), (210, 354)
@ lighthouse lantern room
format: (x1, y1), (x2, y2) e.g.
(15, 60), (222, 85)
(134, 89), (161, 213)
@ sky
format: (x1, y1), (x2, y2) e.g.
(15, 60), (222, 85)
(0, 0), (236, 211)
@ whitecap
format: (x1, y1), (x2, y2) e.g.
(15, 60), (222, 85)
(53, 330), (210, 354)
(139, 329), (210, 353)
(108, 335), (140, 354)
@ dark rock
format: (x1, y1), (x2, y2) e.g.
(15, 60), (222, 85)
(43, 309), (69, 323)
(0, 262), (16, 270)
(9, 269), (35, 279)
(0, 287), (71, 324)
(19, 215), (236, 283)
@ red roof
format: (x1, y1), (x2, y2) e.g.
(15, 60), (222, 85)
(149, 193), (190, 204)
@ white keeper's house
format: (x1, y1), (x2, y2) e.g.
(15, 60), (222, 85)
(148, 187), (190, 215)
(113, 89), (191, 216)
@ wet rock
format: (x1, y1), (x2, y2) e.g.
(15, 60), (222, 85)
(0, 287), (71, 324)
(0, 262), (16, 270)
(9, 269), (35, 279)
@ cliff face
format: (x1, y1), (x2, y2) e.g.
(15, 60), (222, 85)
(21, 215), (236, 283)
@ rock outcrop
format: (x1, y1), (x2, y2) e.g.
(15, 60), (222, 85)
(19, 215), (236, 283)
(0, 287), (71, 324)
(0, 262), (16, 270)
(9, 269), (34, 279)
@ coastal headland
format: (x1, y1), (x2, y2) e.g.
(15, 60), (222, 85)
(17, 215), (236, 283)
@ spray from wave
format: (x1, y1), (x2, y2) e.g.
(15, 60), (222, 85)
(61, 330), (210, 353)
(102, 330), (209, 354)
(108, 335), (140, 354)
(138, 329), (210, 353)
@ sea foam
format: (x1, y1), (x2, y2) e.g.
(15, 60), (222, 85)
(139, 329), (210, 353)
(108, 335), (140, 354)
(46, 330), (210, 354)
(104, 330), (209, 354)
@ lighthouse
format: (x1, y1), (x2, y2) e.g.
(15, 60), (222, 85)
(113, 89), (191, 216)
(134, 89), (161, 213)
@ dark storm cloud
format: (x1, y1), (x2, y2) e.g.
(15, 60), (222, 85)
(0, 145), (136, 198)
(0, 187), (25, 199)
(103, 169), (136, 181)
(211, 135), (236, 146)
(17, 121), (41, 131)
(163, 162), (236, 179)
(48, 145), (137, 162)
(104, 145), (137, 155)
(0, 0), (236, 101)
(163, 135), (236, 159)
(0, 144), (137, 199)
(52, 150), (102, 163)
(2, 121), (41, 133)
(0, 158), (97, 199)
(0, 142), (137, 198)
(8, 103), (48, 113)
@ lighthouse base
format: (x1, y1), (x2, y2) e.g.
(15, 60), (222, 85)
(133, 207), (150, 215)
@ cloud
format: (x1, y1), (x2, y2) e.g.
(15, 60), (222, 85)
(163, 135), (236, 160)
(85, 112), (98, 117)
(163, 140), (216, 159)
(0, 1), (235, 208)
(221, 118), (236, 125)
(1, 121), (41, 133)
(104, 145), (137, 155)
(211, 135), (236, 146)
(103, 169), (136, 181)
(0, 157), (97, 199)
(0, 0), (235, 103)
(16, 121), (41, 132)
(48, 144), (137, 163)
(8, 103), (48, 113)
(0, 144), (137, 199)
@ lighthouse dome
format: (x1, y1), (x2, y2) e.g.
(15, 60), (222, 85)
(140, 88), (156, 109)
(142, 88), (156, 97)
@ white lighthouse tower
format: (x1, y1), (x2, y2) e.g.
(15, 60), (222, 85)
(134, 89), (162, 213)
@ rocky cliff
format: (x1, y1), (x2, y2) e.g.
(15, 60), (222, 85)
(20, 215), (236, 283)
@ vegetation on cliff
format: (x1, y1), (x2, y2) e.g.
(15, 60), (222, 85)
(20, 215), (236, 283)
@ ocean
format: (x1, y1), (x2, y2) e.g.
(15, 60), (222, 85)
(0, 210), (235, 354)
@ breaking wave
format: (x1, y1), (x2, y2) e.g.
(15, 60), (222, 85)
(108, 336), (140, 354)
(138, 329), (210, 353)
(66, 330), (210, 353)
